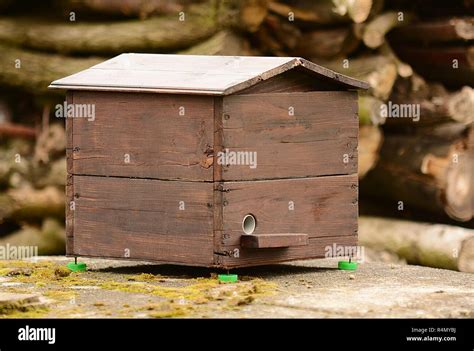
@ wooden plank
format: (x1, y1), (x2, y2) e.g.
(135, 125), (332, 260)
(213, 97), (225, 266)
(221, 91), (358, 180)
(219, 175), (358, 250)
(72, 175), (214, 266)
(49, 54), (369, 94)
(240, 233), (308, 248)
(237, 68), (346, 94)
(220, 235), (358, 268)
(65, 91), (74, 255)
(71, 91), (214, 181)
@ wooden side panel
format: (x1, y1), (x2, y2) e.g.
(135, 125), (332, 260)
(65, 92), (74, 255)
(236, 69), (346, 94)
(72, 176), (214, 266)
(71, 91), (214, 181)
(218, 175), (358, 268)
(221, 91), (358, 181)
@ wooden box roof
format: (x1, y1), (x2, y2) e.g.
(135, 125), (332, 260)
(49, 54), (369, 95)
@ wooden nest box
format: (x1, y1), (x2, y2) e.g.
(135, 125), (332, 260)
(50, 54), (368, 268)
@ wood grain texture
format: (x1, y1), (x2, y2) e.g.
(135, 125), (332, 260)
(240, 233), (309, 248)
(237, 68), (346, 94)
(71, 91), (214, 181)
(50, 54), (369, 94)
(221, 91), (358, 180)
(72, 175), (214, 265)
(65, 92), (74, 255)
(221, 235), (358, 268)
(216, 175), (358, 267)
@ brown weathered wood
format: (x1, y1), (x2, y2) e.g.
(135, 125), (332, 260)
(221, 236), (357, 268)
(221, 91), (358, 180)
(213, 97), (224, 266)
(54, 54), (364, 268)
(240, 233), (308, 248)
(238, 68), (347, 94)
(66, 92), (74, 255)
(72, 175), (214, 265)
(71, 91), (214, 181)
(218, 175), (358, 256)
(50, 54), (369, 94)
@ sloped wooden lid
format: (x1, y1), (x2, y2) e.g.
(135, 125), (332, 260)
(49, 54), (369, 95)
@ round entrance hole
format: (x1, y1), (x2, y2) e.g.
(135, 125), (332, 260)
(242, 214), (256, 235)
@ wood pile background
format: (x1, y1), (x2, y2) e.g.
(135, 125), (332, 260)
(0, 0), (472, 266)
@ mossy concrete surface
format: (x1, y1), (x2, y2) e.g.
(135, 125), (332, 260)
(0, 256), (472, 318)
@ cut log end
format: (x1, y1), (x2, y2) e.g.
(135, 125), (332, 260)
(444, 157), (474, 222)
(447, 86), (474, 124)
(454, 19), (474, 41)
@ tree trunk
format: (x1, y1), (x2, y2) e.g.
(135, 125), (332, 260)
(359, 216), (474, 272)
(322, 55), (398, 100)
(0, 218), (65, 255)
(0, 1), (267, 55)
(60, 0), (195, 19)
(361, 123), (474, 222)
(0, 44), (102, 94)
(389, 17), (474, 44)
(386, 84), (474, 128)
(291, 24), (361, 59)
(0, 186), (65, 222)
(268, 0), (373, 25)
(178, 30), (255, 56)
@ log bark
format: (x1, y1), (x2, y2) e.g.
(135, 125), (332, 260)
(0, 218), (65, 255)
(361, 123), (474, 222)
(386, 82), (474, 128)
(359, 216), (474, 272)
(358, 94), (385, 125)
(322, 55), (398, 100)
(0, 44), (102, 94)
(291, 24), (361, 59)
(61, 0), (195, 19)
(0, 186), (65, 222)
(268, 0), (373, 25)
(389, 17), (474, 44)
(393, 44), (474, 88)
(0, 1), (267, 55)
(362, 11), (410, 49)
(0, 123), (37, 139)
(179, 30), (255, 56)
(359, 125), (383, 179)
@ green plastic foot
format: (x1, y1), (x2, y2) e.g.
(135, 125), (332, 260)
(67, 261), (87, 272)
(338, 260), (358, 271)
(218, 274), (238, 283)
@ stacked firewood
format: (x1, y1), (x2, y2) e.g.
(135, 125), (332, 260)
(0, 0), (472, 258)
